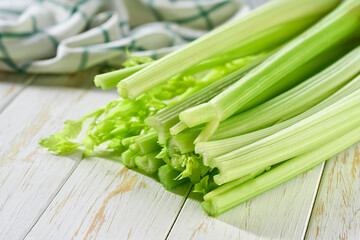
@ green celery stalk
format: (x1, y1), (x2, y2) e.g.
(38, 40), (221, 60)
(94, 63), (151, 90)
(213, 86), (360, 184)
(203, 168), (266, 201)
(130, 130), (160, 155)
(202, 126), (360, 216)
(121, 148), (137, 168)
(179, 0), (360, 141)
(135, 151), (165, 174)
(158, 164), (189, 190)
(118, 0), (339, 99)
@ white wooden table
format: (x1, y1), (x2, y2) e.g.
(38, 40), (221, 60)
(1, 1), (360, 239)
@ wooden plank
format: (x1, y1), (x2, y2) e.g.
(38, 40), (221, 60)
(167, 164), (324, 240)
(306, 142), (360, 240)
(25, 158), (191, 240)
(0, 72), (33, 111)
(0, 70), (115, 240)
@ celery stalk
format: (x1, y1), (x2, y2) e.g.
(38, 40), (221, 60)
(135, 151), (164, 174)
(158, 164), (189, 190)
(118, 0), (339, 99)
(121, 148), (137, 168)
(202, 126), (360, 216)
(133, 130), (160, 155)
(180, 0), (360, 140)
(203, 168), (265, 201)
(94, 63), (151, 90)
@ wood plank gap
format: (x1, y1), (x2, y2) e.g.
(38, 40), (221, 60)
(302, 162), (326, 240)
(165, 186), (193, 240)
(22, 157), (82, 240)
(0, 75), (36, 114)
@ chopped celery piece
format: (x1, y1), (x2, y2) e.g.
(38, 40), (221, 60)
(133, 130), (160, 155)
(158, 165), (189, 190)
(121, 148), (137, 168)
(135, 151), (164, 174)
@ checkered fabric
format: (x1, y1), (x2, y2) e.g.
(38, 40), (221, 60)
(0, 0), (250, 73)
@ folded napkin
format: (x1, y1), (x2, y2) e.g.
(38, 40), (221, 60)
(0, 0), (250, 73)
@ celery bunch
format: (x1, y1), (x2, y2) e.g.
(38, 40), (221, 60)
(40, 0), (360, 217)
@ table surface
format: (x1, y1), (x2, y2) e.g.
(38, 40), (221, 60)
(1, 1), (360, 240)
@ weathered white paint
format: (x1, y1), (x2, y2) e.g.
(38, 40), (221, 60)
(26, 158), (191, 240)
(0, 72), (33, 111)
(167, 164), (324, 240)
(306, 142), (360, 240)
(0, 71), (115, 240)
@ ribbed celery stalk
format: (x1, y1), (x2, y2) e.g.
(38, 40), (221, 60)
(212, 86), (360, 184)
(129, 130), (160, 155)
(118, 0), (339, 99)
(203, 168), (265, 201)
(180, 0), (360, 141)
(158, 164), (189, 190)
(94, 63), (151, 90)
(202, 126), (360, 216)
(135, 151), (164, 174)
(121, 148), (137, 168)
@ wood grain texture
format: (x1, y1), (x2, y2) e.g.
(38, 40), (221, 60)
(167, 164), (324, 240)
(0, 72), (33, 111)
(26, 158), (191, 240)
(306, 143), (360, 240)
(0, 70), (114, 240)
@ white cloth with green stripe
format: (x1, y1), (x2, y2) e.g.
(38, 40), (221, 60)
(0, 0), (250, 73)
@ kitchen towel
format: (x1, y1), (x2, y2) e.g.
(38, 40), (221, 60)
(0, 0), (250, 73)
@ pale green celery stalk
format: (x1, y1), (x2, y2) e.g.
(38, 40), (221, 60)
(94, 50), (252, 90)
(203, 168), (265, 201)
(195, 48), (360, 162)
(118, 0), (339, 99)
(213, 88), (360, 184)
(158, 164), (189, 190)
(145, 53), (268, 144)
(179, 0), (360, 141)
(202, 126), (360, 216)
(94, 63), (151, 90)
(129, 130), (160, 155)
(135, 151), (164, 174)
(121, 135), (141, 147)
(170, 44), (360, 153)
(168, 130), (202, 154)
(121, 148), (137, 168)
